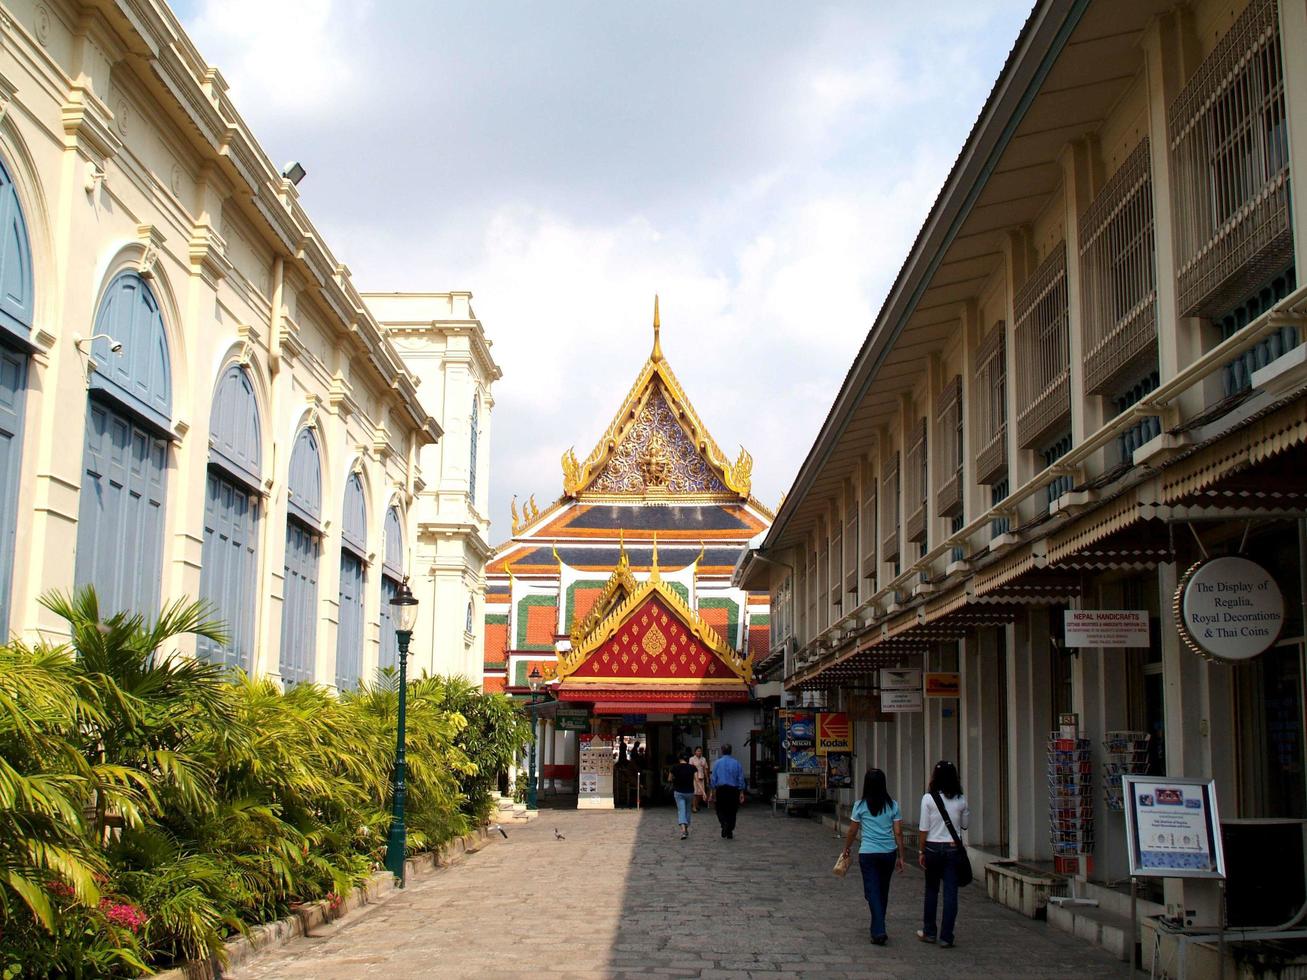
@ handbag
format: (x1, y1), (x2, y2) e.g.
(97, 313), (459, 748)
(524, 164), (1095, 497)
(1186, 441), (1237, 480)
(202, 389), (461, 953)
(833, 850), (851, 878)
(930, 790), (973, 887)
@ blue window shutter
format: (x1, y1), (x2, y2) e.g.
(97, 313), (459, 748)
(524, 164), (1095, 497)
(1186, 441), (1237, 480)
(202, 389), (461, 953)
(280, 518), (319, 684)
(88, 272), (171, 432)
(209, 366), (261, 488)
(379, 574), (399, 671)
(336, 550), (364, 689)
(469, 397), (479, 501)
(198, 470), (259, 670)
(0, 344), (26, 634)
(341, 472), (366, 558)
(74, 400), (168, 617)
(0, 157), (33, 345)
(382, 506), (404, 578)
(287, 428), (322, 527)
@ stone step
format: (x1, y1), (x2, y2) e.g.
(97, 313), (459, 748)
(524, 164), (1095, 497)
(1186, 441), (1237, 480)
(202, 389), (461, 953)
(1047, 901), (1134, 962)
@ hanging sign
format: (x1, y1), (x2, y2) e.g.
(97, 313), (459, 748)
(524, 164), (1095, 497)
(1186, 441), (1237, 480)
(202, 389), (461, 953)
(879, 668), (922, 690)
(924, 672), (961, 698)
(824, 752), (853, 789)
(816, 713), (851, 754)
(1123, 775), (1225, 878)
(1176, 557), (1284, 662)
(880, 688), (923, 713)
(555, 710), (590, 732)
(1064, 610), (1150, 648)
(781, 709), (820, 772)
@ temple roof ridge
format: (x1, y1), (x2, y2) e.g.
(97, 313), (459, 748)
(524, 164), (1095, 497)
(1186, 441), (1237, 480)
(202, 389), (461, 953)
(560, 297), (753, 501)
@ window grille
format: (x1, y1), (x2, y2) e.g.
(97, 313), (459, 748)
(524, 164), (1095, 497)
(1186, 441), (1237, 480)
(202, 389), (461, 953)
(1015, 245), (1071, 448)
(1217, 267), (1298, 396)
(860, 462), (878, 585)
(844, 484), (859, 598)
(1169, 0), (1291, 318)
(905, 419), (927, 543)
(804, 543), (818, 640)
(1081, 139), (1158, 396)
(990, 479), (1010, 539)
(881, 452), (900, 563)
(816, 523), (829, 629)
(949, 513), (965, 565)
(828, 510), (842, 609)
(936, 376), (963, 517)
(975, 325), (1008, 484)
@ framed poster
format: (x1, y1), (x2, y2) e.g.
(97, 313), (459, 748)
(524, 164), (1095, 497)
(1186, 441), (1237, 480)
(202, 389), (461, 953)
(1123, 775), (1225, 878)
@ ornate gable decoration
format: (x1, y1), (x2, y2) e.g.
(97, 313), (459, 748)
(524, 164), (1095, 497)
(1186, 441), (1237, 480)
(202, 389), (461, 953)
(559, 545), (752, 686)
(568, 541), (639, 644)
(561, 298), (752, 500)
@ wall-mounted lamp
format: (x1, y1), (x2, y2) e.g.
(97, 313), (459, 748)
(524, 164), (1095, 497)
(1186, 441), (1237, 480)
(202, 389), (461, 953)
(74, 333), (123, 355)
(281, 161), (307, 186)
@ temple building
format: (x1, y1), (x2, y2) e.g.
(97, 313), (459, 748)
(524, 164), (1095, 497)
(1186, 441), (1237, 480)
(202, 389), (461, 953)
(483, 300), (773, 804)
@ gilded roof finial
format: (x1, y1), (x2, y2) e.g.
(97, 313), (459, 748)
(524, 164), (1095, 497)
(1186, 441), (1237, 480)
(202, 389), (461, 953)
(651, 294), (662, 362)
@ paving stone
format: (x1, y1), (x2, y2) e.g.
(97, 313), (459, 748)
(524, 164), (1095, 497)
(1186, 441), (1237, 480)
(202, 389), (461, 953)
(228, 807), (1131, 979)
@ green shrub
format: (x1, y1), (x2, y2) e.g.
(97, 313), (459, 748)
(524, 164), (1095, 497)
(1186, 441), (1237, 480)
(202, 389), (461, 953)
(0, 588), (532, 975)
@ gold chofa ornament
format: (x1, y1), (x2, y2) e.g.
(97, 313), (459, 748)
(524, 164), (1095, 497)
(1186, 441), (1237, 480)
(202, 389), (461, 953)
(637, 430), (671, 488)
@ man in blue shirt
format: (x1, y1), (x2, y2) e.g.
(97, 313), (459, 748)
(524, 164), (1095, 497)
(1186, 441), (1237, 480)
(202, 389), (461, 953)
(710, 744), (746, 838)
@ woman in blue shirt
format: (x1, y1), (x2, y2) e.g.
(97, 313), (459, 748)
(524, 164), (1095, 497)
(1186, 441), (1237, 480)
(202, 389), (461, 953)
(840, 768), (905, 945)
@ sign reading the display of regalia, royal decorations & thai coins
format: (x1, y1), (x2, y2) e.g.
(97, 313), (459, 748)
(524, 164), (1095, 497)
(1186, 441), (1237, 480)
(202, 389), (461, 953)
(1122, 775), (1225, 879)
(1176, 556), (1284, 662)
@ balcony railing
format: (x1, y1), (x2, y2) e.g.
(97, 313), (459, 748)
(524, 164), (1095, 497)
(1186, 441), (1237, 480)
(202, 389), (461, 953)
(1169, 0), (1291, 319)
(975, 325), (1008, 484)
(1081, 138), (1158, 396)
(1015, 245), (1071, 448)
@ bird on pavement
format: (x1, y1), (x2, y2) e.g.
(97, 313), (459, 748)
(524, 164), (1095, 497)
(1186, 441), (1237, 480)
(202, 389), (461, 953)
(494, 825), (508, 839)
(554, 828), (566, 840)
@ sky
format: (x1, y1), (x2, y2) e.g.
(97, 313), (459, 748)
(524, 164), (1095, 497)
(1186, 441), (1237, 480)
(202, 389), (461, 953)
(176, 0), (1033, 542)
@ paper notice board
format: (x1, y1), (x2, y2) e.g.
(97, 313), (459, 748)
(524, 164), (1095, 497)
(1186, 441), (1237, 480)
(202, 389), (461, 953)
(1122, 775), (1225, 878)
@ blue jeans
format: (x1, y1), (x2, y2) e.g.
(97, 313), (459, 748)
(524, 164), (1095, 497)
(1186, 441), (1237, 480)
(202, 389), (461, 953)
(858, 851), (897, 940)
(922, 843), (961, 943)
(674, 791), (693, 826)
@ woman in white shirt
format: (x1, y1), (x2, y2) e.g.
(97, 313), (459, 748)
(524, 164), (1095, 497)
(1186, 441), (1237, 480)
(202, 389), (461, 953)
(916, 760), (970, 948)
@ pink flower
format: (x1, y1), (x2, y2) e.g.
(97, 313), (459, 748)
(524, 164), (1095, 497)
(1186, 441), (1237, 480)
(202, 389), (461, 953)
(47, 881), (75, 900)
(99, 899), (148, 933)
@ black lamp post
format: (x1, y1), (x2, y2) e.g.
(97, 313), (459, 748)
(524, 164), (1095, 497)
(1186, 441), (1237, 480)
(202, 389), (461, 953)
(384, 577), (420, 885)
(527, 666), (542, 811)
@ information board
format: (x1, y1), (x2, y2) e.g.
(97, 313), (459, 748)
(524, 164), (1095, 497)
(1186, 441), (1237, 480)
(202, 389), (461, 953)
(577, 737), (615, 809)
(1064, 610), (1150, 648)
(1177, 556), (1285, 662)
(1123, 775), (1225, 878)
(880, 688), (923, 712)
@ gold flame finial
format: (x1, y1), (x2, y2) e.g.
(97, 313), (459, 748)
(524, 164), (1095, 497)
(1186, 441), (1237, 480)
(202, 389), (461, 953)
(651, 294), (662, 362)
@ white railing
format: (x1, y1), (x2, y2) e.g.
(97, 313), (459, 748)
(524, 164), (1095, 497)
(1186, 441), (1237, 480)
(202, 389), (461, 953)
(1014, 245), (1071, 448)
(1169, 0), (1291, 318)
(1081, 138), (1157, 395)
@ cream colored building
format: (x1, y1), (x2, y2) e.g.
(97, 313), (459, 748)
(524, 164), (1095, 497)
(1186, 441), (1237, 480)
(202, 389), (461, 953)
(367, 291), (501, 682)
(0, 0), (492, 686)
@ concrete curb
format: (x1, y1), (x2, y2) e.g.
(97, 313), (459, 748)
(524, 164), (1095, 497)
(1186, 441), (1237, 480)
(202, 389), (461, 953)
(154, 828), (494, 980)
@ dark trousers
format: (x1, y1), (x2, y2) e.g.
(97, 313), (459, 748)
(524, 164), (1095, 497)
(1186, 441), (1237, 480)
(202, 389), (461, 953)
(858, 851), (896, 940)
(922, 843), (961, 943)
(714, 787), (740, 834)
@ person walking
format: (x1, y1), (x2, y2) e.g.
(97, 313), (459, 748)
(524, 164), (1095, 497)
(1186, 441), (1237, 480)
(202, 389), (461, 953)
(710, 744), (745, 838)
(916, 760), (970, 949)
(840, 768), (905, 945)
(670, 749), (697, 839)
(690, 745), (709, 812)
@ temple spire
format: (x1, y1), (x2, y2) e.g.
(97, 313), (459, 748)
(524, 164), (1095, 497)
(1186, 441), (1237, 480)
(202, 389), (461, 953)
(651, 294), (662, 362)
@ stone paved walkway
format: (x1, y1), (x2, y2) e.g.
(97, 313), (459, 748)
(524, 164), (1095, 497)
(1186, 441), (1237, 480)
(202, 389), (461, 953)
(232, 806), (1131, 979)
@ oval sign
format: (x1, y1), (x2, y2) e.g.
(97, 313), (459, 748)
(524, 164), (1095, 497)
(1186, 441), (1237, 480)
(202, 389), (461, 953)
(1178, 556), (1284, 661)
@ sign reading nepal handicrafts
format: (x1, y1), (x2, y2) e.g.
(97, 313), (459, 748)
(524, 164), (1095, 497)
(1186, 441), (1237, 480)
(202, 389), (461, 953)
(1175, 556), (1285, 662)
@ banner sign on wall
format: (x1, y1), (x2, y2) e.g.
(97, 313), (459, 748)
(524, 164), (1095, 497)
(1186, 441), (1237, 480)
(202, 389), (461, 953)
(880, 688), (923, 713)
(1064, 610), (1150, 648)
(1176, 556), (1284, 662)
(924, 672), (961, 698)
(555, 710), (590, 732)
(880, 668), (922, 690)
(781, 709), (820, 772)
(825, 752), (853, 789)
(816, 712), (851, 754)
(1123, 775), (1225, 878)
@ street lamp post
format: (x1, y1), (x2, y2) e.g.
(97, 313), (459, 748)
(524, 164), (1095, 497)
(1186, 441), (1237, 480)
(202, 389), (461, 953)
(384, 577), (420, 885)
(527, 666), (542, 811)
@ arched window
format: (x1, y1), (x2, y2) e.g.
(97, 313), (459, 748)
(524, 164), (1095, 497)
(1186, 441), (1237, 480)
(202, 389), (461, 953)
(465, 597), (474, 634)
(379, 505), (404, 671)
(198, 365), (261, 671)
(468, 395), (479, 503)
(0, 154), (33, 636)
(75, 271), (171, 618)
(281, 427), (322, 685)
(336, 471), (366, 690)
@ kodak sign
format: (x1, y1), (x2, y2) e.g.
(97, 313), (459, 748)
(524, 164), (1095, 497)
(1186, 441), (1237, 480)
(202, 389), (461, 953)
(816, 712), (851, 755)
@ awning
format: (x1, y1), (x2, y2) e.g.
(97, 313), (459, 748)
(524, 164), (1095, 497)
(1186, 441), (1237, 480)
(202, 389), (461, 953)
(592, 702), (714, 715)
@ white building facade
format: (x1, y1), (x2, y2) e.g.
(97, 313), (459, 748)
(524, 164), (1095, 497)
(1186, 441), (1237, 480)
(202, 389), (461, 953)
(366, 292), (501, 682)
(0, 0), (491, 689)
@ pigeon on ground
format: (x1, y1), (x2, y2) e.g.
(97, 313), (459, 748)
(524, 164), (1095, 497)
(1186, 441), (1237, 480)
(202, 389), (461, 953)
(554, 828), (565, 840)
(494, 825), (508, 839)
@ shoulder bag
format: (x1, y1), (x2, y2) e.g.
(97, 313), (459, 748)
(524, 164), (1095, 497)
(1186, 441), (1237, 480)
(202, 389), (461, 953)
(930, 791), (973, 887)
